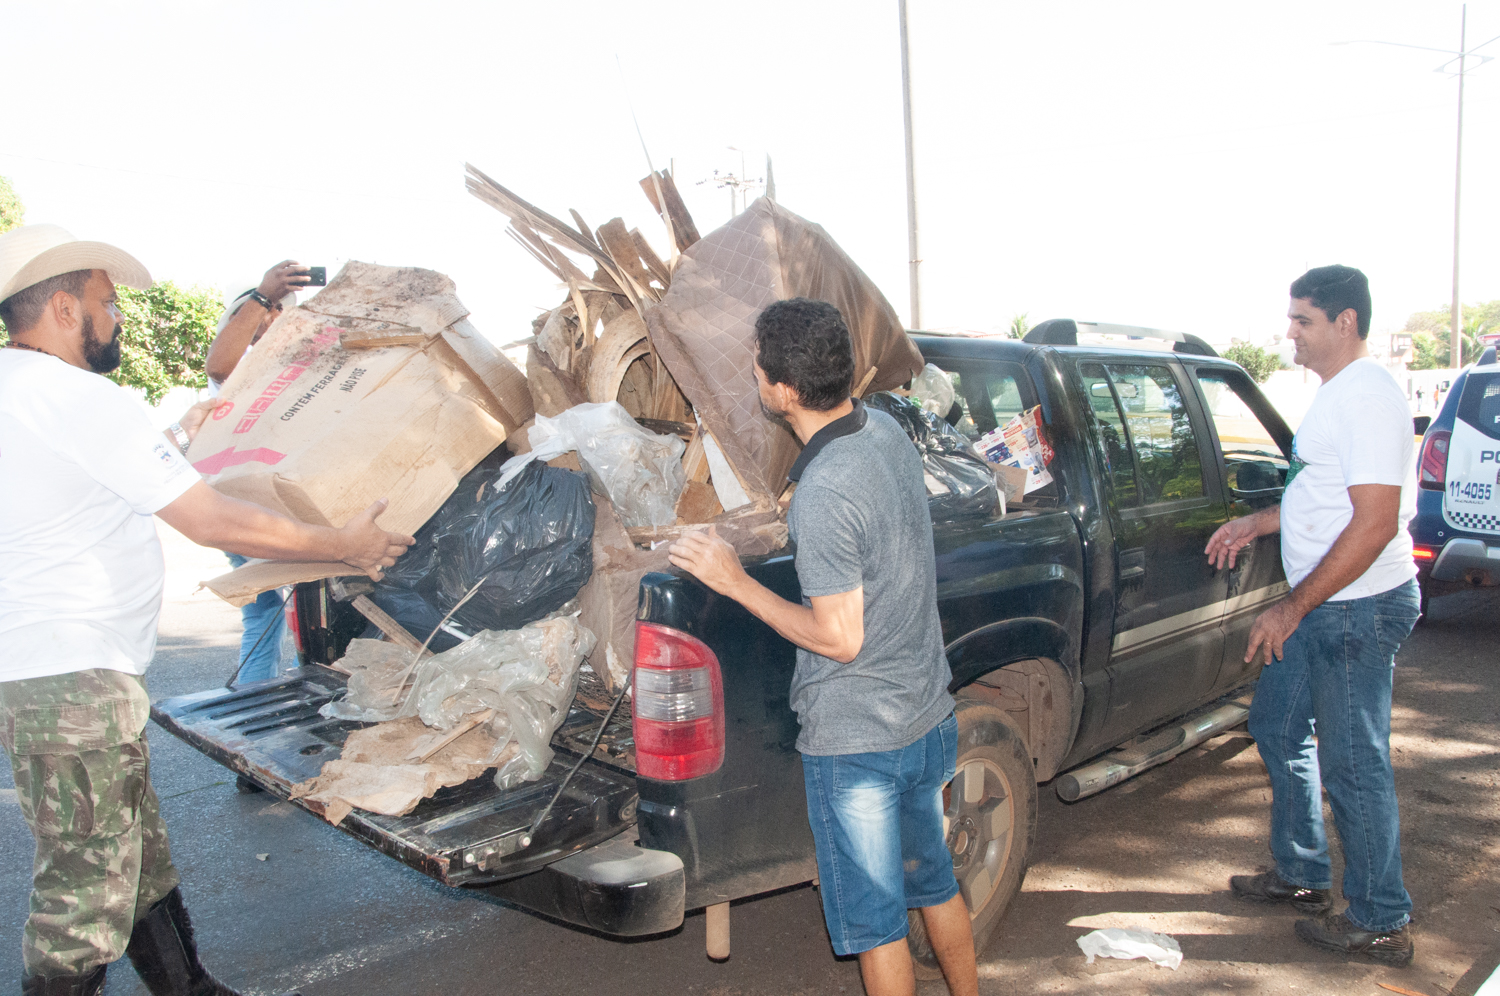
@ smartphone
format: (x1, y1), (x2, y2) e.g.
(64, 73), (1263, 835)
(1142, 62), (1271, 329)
(304, 266), (327, 286)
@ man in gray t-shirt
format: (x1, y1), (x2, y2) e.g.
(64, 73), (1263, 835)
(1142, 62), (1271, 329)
(669, 299), (976, 996)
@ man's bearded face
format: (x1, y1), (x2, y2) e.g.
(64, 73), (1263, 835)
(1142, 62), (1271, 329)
(81, 312), (123, 374)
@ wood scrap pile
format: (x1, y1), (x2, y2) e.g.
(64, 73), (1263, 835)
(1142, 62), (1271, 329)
(465, 164), (738, 533)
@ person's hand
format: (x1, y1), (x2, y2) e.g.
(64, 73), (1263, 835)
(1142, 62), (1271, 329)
(257, 260), (311, 304)
(1244, 600), (1304, 665)
(178, 398), (230, 441)
(1205, 515), (1260, 570)
(668, 526), (746, 596)
(336, 499), (416, 580)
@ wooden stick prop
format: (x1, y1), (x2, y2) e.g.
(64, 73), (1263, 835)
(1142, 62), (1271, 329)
(408, 708), (496, 762)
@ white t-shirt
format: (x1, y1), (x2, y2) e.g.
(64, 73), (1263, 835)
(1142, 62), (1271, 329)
(0, 350), (199, 681)
(1280, 357), (1417, 601)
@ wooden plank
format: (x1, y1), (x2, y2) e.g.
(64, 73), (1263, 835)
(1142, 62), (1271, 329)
(629, 227), (672, 287)
(407, 708), (496, 762)
(351, 596), (427, 655)
(340, 330), (427, 350)
(596, 218), (659, 302)
(853, 365), (878, 398)
(639, 170), (701, 251)
(681, 427), (711, 483)
(675, 480), (722, 524)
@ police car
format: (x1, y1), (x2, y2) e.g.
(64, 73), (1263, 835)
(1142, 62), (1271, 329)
(1411, 346), (1500, 616)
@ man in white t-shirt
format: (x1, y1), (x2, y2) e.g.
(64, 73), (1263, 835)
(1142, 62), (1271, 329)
(0, 225), (414, 995)
(1206, 265), (1421, 967)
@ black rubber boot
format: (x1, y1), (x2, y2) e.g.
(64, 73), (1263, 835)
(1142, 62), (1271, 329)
(20, 965), (107, 996)
(124, 888), (250, 996)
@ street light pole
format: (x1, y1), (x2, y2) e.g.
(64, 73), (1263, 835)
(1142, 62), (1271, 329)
(1335, 12), (1497, 370)
(899, 0), (922, 329)
(1450, 5), (1467, 369)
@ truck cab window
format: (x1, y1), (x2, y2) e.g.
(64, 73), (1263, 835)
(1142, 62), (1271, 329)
(1080, 363), (1138, 506)
(1103, 364), (1205, 503)
(1195, 369), (1289, 497)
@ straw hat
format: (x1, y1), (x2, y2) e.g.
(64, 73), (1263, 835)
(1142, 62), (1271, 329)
(0, 224), (152, 303)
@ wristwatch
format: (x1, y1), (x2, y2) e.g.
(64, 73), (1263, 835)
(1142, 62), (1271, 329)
(167, 422), (191, 454)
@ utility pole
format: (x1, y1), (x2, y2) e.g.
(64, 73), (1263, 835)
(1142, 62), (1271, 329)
(1450, 5), (1467, 369)
(899, 0), (922, 329)
(1336, 10), (1496, 370)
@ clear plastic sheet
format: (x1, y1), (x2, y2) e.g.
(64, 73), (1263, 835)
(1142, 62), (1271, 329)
(496, 401), (685, 529)
(321, 612), (597, 790)
(909, 362), (957, 417)
(374, 451), (595, 639)
(865, 392), (1000, 520)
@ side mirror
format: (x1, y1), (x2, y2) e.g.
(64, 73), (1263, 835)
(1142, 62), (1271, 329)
(1413, 415), (1432, 437)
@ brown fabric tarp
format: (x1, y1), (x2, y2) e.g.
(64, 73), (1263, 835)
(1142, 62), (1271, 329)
(644, 197), (924, 503)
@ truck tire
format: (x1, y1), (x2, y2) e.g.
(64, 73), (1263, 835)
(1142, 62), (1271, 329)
(907, 697), (1037, 979)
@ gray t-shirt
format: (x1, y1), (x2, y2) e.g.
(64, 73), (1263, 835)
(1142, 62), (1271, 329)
(786, 403), (954, 756)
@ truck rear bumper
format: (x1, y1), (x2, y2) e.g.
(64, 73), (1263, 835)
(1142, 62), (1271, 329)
(484, 830), (685, 937)
(1430, 537), (1500, 584)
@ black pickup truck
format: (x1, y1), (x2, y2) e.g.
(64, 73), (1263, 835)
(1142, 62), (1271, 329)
(153, 320), (1295, 966)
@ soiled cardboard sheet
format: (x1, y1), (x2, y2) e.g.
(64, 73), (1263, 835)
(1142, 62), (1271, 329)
(193, 262), (533, 602)
(288, 716), (510, 826)
(644, 198), (925, 503)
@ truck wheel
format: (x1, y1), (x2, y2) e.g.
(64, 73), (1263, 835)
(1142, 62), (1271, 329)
(907, 698), (1037, 980)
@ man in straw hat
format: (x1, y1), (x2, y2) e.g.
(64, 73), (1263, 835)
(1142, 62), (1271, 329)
(0, 224), (414, 995)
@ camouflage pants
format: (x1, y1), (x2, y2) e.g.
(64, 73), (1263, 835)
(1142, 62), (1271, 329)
(0, 668), (180, 977)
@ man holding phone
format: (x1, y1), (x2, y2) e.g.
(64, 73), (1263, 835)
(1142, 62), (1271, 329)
(204, 260), (324, 684)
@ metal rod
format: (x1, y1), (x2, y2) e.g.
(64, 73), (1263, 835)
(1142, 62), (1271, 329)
(898, 0), (922, 330)
(1451, 4), (1467, 369)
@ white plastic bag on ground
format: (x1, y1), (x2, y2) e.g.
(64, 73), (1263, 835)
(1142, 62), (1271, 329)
(497, 401), (685, 529)
(910, 362), (957, 417)
(1075, 927), (1183, 970)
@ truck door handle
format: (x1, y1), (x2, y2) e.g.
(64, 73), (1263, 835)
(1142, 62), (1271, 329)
(1120, 565), (1146, 584)
(1118, 548), (1146, 586)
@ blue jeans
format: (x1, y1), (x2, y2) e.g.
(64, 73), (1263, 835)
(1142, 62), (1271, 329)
(1248, 578), (1420, 932)
(226, 553), (286, 684)
(801, 713), (960, 955)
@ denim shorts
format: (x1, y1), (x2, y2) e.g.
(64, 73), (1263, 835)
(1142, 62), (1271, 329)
(801, 713), (960, 956)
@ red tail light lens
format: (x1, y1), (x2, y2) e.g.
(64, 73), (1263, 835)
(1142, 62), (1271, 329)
(1413, 547), (1437, 560)
(633, 621), (725, 780)
(1419, 429), (1450, 491)
(284, 591), (304, 658)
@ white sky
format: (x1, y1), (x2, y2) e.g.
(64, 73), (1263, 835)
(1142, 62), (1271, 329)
(3, 1), (1498, 351)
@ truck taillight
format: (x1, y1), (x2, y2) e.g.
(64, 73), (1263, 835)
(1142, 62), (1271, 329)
(284, 590), (304, 657)
(1419, 429), (1451, 491)
(632, 621), (725, 780)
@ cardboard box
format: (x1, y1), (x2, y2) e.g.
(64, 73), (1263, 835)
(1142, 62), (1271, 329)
(195, 262), (533, 603)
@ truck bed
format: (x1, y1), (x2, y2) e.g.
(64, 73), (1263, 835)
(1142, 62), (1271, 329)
(150, 666), (639, 888)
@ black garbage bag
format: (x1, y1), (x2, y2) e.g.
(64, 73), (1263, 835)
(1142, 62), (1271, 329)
(864, 392), (999, 519)
(373, 449), (595, 640)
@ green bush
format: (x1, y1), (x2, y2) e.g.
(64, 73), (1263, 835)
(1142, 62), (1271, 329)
(1222, 342), (1279, 383)
(110, 281), (222, 404)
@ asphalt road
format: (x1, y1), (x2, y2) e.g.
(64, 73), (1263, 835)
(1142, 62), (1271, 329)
(2, 524), (1498, 996)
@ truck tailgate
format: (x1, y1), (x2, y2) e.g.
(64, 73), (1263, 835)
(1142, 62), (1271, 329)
(151, 668), (638, 888)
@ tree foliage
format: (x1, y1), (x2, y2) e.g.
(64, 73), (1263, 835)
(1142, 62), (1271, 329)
(0, 176), (24, 234)
(110, 281), (222, 404)
(1405, 300), (1499, 370)
(1007, 313), (1029, 340)
(1223, 342), (1279, 383)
